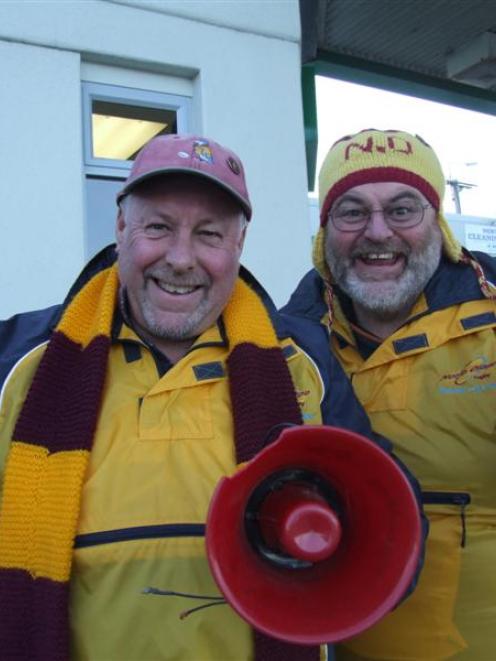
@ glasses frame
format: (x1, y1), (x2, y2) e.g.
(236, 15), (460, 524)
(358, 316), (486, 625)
(328, 202), (433, 233)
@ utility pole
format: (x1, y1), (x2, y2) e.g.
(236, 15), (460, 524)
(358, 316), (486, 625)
(446, 179), (476, 214)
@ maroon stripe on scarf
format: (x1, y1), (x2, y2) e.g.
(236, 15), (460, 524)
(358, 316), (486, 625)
(0, 569), (69, 661)
(14, 332), (110, 453)
(253, 630), (321, 661)
(227, 344), (303, 463)
(228, 344), (319, 660)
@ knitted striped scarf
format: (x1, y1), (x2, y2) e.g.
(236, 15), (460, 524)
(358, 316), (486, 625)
(0, 264), (319, 661)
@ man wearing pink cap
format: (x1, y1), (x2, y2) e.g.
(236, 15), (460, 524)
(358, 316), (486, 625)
(0, 135), (398, 660)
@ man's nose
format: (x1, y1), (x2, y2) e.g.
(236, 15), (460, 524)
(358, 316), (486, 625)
(165, 232), (196, 271)
(362, 209), (394, 241)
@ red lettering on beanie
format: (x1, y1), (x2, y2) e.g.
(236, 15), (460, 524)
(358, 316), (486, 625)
(387, 137), (412, 154)
(344, 137), (373, 160)
(344, 136), (413, 160)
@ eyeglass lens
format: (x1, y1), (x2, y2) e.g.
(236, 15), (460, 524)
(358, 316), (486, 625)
(331, 200), (429, 231)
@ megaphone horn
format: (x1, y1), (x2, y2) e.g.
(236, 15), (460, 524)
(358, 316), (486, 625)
(244, 467), (343, 568)
(206, 425), (422, 645)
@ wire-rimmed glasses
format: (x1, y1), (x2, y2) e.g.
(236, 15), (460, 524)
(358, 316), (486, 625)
(329, 201), (432, 232)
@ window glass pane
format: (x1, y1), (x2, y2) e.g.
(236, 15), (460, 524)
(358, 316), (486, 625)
(91, 100), (177, 160)
(85, 177), (122, 258)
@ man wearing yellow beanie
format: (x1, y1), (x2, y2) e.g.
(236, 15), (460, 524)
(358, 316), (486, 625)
(283, 129), (496, 660)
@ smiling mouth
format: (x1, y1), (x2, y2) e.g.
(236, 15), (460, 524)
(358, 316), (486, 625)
(356, 251), (403, 266)
(153, 279), (202, 295)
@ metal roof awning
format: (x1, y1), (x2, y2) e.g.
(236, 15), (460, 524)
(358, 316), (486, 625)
(300, 0), (496, 186)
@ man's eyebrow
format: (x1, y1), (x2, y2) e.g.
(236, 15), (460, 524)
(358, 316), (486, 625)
(142, 212), (175, 223)
(388, 191), (422, 203)
(333, 194), (365, 206)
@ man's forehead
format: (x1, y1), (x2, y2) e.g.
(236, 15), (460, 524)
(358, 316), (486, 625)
(334, 182), (426, 204)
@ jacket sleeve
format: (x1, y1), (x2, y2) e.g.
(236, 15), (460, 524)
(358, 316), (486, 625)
(280, 311), (382, 441)
(0, 305), (61, 387)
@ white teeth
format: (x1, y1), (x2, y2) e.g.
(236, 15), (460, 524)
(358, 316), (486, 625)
(365, 252), (395, 260)
(156, 281), (198, 294)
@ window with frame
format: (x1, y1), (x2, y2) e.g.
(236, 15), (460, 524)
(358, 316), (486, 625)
(82, 81), (190, 258)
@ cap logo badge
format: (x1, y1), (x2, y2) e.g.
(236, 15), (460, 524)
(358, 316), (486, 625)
(193, 140), (214, 164)
(345, 136), (412, 161)
(227, 157), (240, 175)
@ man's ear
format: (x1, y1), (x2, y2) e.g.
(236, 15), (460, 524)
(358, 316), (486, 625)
(238, 224), (247, 252)
(115, 209), (126, 250)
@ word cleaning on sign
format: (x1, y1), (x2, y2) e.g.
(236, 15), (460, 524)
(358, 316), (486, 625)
(464, 223), (496, 254)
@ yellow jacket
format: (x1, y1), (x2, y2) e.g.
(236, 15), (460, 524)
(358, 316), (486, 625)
(283, 254), (496, 660)
(0, 315), (326, 660)
(2, 241), (391, 661)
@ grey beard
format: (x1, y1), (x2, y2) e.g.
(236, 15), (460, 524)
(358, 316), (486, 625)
(135, 268), (212, 342)
(326, 226), (443, 321)
(139, 291), (210, 342)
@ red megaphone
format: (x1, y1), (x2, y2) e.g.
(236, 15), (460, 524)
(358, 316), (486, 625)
(206, 425), (421, 645)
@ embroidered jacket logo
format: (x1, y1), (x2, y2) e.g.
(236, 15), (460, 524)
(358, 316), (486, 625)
(439, 356), (496, 394)
(296, 389), (315, 420)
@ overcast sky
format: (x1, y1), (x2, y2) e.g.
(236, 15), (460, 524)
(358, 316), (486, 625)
(314, 76), (496, 220)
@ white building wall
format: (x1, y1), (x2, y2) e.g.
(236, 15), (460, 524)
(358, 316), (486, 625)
(1, 41), (85, 315)
(0, 0), (311, 318)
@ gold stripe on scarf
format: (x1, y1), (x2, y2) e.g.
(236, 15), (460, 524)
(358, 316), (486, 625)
(0, 442), (89, 582)
(58, 265), (118, 346)
(223, 278), (278, 348)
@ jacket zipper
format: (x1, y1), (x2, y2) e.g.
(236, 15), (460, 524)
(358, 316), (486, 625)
(422, 491), (471, 547)
(74, 523), (205, 549)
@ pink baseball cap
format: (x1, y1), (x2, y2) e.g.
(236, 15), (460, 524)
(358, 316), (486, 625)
(116, 134), (252, 220)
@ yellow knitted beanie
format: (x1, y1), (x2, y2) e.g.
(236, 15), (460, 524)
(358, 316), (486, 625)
(312, 129), (462, 279)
